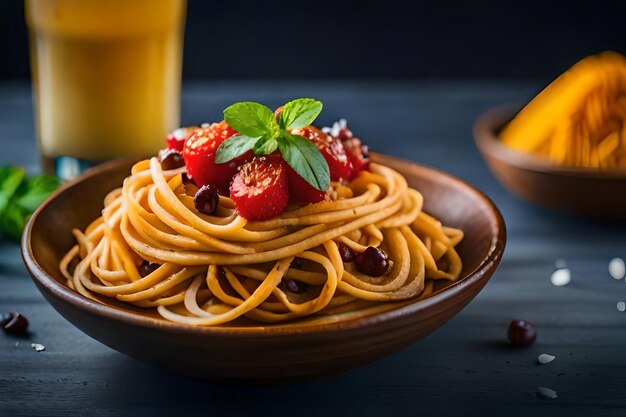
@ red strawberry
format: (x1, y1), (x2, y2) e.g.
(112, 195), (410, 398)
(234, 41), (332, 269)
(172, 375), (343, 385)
(183, 121), (253, 195)
(331, 125), (370, 180)
(167, 126), (200, 152)
(230, 155), (289, 221)
(290, 126), (351, 182)
(342, 136), (369, 179)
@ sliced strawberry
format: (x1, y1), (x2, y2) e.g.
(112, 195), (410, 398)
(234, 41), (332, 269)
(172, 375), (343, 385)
(285, 164), (326, 204)
(183, 121), (253, 195)
(290, 126), (351, 182)
(167, 126), (200, 152)
(230, 155), (289, 221)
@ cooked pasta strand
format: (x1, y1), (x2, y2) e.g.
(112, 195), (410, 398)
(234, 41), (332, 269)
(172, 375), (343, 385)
(61, 160), (463, 326)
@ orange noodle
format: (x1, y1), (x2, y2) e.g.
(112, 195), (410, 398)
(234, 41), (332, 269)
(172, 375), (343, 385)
(60, 158), (463, 326)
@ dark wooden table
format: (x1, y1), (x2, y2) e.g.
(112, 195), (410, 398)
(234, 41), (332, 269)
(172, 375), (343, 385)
(1, 81), (625, 416)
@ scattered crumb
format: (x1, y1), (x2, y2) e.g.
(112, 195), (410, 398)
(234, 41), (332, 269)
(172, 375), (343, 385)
(551, 268), (571, 286)
(554, 258), (567, 269)
(14, 341), (19, 347)
(537, 386), (558, 399)
(609, 257), (626, 280)
(31, 343), (45, 352)
(617, 301), (626, 312)
(538, 354), (556, 364)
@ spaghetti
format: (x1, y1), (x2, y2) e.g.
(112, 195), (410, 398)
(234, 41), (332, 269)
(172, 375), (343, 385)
(61, 158), (463, 326)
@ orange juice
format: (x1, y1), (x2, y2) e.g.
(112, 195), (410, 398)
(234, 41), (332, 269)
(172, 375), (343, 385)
(25, 0), (186, 175)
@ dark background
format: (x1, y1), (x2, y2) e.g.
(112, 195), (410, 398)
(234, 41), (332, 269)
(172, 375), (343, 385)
(1, 0), (625, 81)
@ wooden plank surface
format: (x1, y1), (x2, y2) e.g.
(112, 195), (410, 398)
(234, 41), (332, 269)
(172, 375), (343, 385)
(1, 81), (625, 417)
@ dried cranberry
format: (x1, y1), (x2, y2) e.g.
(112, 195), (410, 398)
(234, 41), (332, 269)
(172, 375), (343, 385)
(286, 279), (308, 294)
(337, 242), (356, 263)
(355, 246), (389, 277)
(139, 260), (160, 277)
(0, 313), (12, 327)
(508, 319), (537, 346)
(1, 312), (29, 335)
(159, 149), (185, 170)
(194, 185), (219, 215)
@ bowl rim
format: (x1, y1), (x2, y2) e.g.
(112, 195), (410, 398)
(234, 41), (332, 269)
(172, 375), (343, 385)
(21, 154), (506, 337)
(473, 104), (626, 179)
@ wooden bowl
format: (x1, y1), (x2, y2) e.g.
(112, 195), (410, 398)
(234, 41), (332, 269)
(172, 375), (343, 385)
(474, 106), (626, 219)
(21, 154), (505, 382)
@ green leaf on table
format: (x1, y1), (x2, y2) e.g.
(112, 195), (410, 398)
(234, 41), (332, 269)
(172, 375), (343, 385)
(0, 168), (60, 241)
(13, 174), (62, 212)
(278, 98), (323, 130)
(0, 203), (27, 241)
(223, 102), (277, 139)
(0, 166), (25, 213)
(278, 133), (330, 191)
(215, 134), (260, 163)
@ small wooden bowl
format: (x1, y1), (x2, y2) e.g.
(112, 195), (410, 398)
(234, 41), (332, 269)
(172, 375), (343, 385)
(474, 106), (626, 219)
(21, 154), (505, 382)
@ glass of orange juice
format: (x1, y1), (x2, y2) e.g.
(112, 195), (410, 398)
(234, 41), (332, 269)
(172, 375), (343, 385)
(25, 0), (186, 179)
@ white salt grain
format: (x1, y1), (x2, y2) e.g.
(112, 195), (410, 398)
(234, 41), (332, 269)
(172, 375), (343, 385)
(551, 268), (571, 286)
(608, 257), (625, 280)
(31, 343), (45, 352)
(617, 301), (626, 312)
(537, 386), (558, 399)
(554, 258), (567, 269)
(538, 354), (556, 364)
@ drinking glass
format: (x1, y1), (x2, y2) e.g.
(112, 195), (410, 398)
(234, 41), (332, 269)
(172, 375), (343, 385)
(25, 0), (186, 179)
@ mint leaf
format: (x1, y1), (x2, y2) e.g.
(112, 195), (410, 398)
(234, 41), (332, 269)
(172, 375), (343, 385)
(279, 133), (330, 191)
(223, 102), (277, 138)
(279, 98), (323, 129)
(215, 134), (259, 164)
(13, 174), (61, 212)
(0, 166), (25, 213)
(254, 138), (278, 155)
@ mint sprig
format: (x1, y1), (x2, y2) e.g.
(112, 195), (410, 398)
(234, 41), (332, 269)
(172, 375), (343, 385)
(217, 98), (330, 191)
